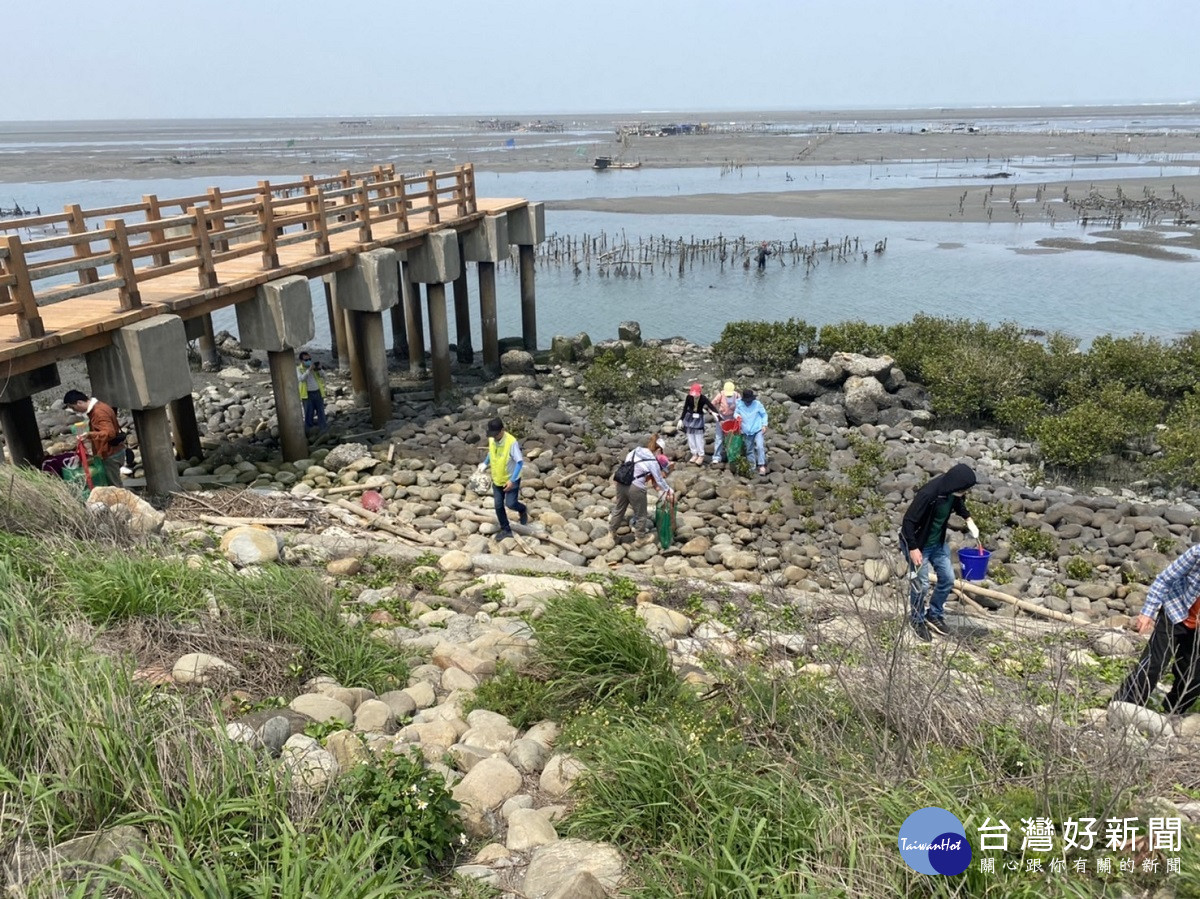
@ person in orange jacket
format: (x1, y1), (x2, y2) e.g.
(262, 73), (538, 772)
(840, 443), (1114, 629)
(63, 389), (125, 487)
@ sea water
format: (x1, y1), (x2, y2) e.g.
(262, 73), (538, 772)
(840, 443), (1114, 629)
(2, 172), (1196, 351)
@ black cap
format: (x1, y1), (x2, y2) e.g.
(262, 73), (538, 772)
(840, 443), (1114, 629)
(486, 418), (504, 436)
(741, 388), (755, 403)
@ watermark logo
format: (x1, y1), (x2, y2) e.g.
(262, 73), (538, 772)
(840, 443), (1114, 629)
(899, 807), (972, 876)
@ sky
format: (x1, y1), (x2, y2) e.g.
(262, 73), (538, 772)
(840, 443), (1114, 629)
(11, 0), (1200, 120)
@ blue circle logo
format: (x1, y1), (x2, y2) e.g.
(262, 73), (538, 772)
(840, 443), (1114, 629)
(898, 807), (972, 875)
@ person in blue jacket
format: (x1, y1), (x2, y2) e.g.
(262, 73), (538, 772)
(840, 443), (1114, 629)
(734, 388), (769, 476)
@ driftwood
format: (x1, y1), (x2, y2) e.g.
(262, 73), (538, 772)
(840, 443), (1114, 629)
(954, 579), (1085, 626)
(307, 494), (434, 546)
(198, 515), (308, 528)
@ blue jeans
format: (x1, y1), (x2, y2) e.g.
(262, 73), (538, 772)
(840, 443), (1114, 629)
(743, 431), (765, 467)
(304, 393), (327, 430)
(492, 480), (527, 533)
(907, 541), (953, 623)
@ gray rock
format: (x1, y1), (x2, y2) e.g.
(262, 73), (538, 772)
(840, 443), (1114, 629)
(617, 321), (642, 344)
(523, 839), (625, 899)
(501, 350), (535, 375)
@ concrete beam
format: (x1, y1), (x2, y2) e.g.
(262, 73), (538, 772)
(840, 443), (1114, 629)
(507, 203), (545, 246)
(236, 275), (315, 351)
(477, 261), (499, 373)
(87, 315), (192, 410)
(0, 363), (60, 403)
(407, 229), (462, 284)
(462, 214), (509, 263)
(334, 248), (399, 313)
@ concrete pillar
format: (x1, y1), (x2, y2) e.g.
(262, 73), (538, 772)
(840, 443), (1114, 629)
(344, 308), (367, 405)
(390, 305), (408, 360)
(132, 407), (180, 494)
(184, 315), (221, 369)
(324, 277), (346, 367)
(426, 283), (451, 402)
(86, 315), (192, 493)
(0, 364), (59, 467)
(353, 310), (392, 428)
(404, 271), (426, 373)
(268, 350), (308, 461)
(0, 397), (44, 467)
(452, 237), (473, 363)
(168, 395), (204, 462)
(478, 261), (499, 373)
(463, 214), (508, 375)
(333, 249), (399, 422)
(236, 275), (316, 458)
(507, 204), (544, 354)
(407, 230), (462, 398)
(197, 314), (220, 369)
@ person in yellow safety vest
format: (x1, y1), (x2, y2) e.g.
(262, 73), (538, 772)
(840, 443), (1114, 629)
(479, 417), (528, 541)
(297, 351), (327, 431)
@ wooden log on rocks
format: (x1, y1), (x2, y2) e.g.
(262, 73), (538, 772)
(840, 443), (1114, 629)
(308, 494), (434, 546)
(954, 579), (1088, 626)
(199, 515), (308, 528)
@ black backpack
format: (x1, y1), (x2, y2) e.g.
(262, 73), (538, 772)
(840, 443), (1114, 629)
(613, 458), (636, 485)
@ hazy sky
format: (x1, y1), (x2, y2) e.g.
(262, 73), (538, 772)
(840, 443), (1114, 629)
(13, 0), (1199, 120)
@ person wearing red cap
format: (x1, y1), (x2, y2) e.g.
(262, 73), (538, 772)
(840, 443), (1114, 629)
(679, 382), (717, 464)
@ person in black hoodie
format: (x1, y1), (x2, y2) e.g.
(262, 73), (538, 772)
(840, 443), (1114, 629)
(899, 463), (980, 641)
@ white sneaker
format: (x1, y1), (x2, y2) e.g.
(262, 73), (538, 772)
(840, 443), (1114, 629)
(119, 466), (133, 476)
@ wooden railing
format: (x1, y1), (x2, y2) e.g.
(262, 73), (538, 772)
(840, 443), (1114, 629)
(0, 164), (478, 340)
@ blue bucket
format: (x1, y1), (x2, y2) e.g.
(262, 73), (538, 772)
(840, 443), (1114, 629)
(958, 546), (991, 581)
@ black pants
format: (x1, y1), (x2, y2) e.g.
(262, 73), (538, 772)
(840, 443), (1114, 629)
(492, 480), (526, 533)
(1113, 616), (1200, 714)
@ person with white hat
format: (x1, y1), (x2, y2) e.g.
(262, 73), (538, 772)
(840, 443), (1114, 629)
(711, 380), (738, 465)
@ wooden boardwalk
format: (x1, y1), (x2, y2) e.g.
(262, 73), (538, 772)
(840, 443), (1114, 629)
(0, 164), (526, 377)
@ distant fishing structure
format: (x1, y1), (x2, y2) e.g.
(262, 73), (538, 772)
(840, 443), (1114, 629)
(511, 232), (887, 278)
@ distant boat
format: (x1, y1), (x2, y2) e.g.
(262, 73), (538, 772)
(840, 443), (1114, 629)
(592, 156), (641, 171)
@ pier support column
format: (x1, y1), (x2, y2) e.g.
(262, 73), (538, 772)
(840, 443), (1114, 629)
(333, 249), (399, 429)
(324, 277), (347, 368)
(184, 315), (221, 370)
(132, 407), (180, 495)
(168, 395), (204, 462)
(478, 262), (499, 373)
(452, 236), (473, 364)
(507, 204), (545, 353)
(0, 364), (59, 467)
(343, 307), (367, 407)
(390, 306), (409, 361)
(426, 284), (452, 401)
(235, 275), (316, 462)
(462, 214), (507, 376)
(407, 230), (462, 403)
(87, 315), (192, 495)
(403, 262), (426, 373)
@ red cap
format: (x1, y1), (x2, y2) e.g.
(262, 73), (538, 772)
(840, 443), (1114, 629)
(688, 383), (702, 396)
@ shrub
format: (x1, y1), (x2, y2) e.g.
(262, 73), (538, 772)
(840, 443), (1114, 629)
(815, 319), (890, 357)
(1032, 385), (1162, 468)
(1079, 333), (1191, 400)
(993, 395), (1046, 436)
(582, 344), (682, 411)
(1012, 526), (1057, 560)
(334, 749), (462, 871)
(711, 318), (816, 371)
(1065, 557), (1094, 581)
(1157, 391), (1200, 487)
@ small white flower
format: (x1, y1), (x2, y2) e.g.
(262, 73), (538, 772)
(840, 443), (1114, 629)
(416, 799), (428, 811)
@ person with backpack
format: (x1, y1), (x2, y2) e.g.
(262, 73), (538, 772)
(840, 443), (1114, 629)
(63, 389), (126, 487)
(680, 382), (718, 464)
(479, 418), (528, 541)
(609, 434), (673, 538)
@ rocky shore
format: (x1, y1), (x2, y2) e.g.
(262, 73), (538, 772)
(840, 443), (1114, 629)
(36, 323), (1200, 627)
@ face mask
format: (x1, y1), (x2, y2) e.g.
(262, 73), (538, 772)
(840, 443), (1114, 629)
(302, 360), (312, 367)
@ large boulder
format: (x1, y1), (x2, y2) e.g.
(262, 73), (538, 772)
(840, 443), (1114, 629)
(830, 352), (895, 379)
(522, 839), (625, 899)
(843, 375), (890, 426)
(220, 526), (281, 566)
(86, 487), (165, 534)
(617, 321), (642, 344)
(501, 350), (535, 375)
